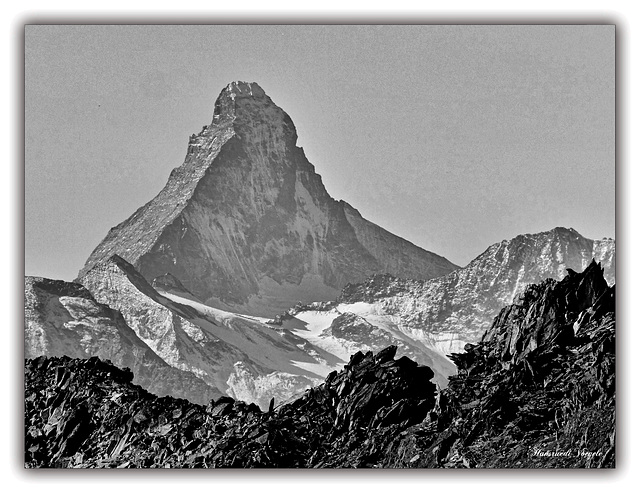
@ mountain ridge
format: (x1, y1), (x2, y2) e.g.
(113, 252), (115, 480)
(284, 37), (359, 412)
(289, 226), (614, 360)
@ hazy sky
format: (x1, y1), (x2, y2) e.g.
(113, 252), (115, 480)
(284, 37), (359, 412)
(25, 25), (615, 281)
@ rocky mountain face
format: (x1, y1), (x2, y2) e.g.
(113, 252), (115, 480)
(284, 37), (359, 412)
(24, 276), (221, 405)
(78, 81), (457, 317)
(291, 227), (614, 361)
(24, 261), (614, 468)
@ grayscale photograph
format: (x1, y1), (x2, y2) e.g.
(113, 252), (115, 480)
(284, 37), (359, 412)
(24, 24), (615, 468)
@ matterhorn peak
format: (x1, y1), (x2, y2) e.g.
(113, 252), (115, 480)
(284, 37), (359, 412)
(212, 81), (271, 121)
(79, 81), (459, 315)
(208, 80), (298, 148)
(225, 81), (266, 98)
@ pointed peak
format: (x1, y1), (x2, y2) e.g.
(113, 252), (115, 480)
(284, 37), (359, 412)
(505, 226), (585, 246)
(550, 226), (582, 237)
(582, 258), (604, 275)
(213, 81), (269, 120)
(224, 81), (266, 97)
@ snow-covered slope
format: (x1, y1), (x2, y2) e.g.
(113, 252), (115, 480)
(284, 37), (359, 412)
(280, 303), (456, 388)
(290, 227), (615, 361)
(78, 81), (457, 316)
(78, 255), (353, 409)
(24, 276), (222, 404)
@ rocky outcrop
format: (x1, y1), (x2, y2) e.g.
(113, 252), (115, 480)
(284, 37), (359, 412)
(333, 227), (615, 357)
(25, 347), (437, 468)
(78, 81), (458, 316)
(385, 260), (615, 468)
(24, 276), (221, 405)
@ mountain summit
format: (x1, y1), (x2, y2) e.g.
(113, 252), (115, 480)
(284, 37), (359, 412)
(332, 226), (614, 356)
(79, 82), (458, 315)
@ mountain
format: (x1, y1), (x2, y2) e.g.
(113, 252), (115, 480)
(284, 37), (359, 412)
(75, 255), (454, 403)
(24, 276), (221, 405)
(288, 227), (614, 360)
(77, 81), (458, 317)
(26, 224), (612, 408)
(24, 261), (615, 468)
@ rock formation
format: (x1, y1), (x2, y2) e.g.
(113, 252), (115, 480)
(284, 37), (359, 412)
(25, 347), (437, 468)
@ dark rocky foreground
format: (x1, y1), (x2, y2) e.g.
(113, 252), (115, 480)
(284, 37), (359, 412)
(387, 260), (615, 468)
(24, 261), (614, 468)
(25, 348), (436, 468)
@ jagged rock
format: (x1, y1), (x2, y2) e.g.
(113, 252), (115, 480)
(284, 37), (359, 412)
(384, 260), (615, 468)
(482, 260), (610, 366)
(25, 346), (437, 468)
(78, 81), (458, 317)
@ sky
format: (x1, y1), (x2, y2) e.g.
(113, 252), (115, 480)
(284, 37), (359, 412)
(25, 24), (615, 281)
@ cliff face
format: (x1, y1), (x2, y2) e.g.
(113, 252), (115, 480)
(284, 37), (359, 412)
(331, 227), (615, 357)
(78, 81), (457, 316)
